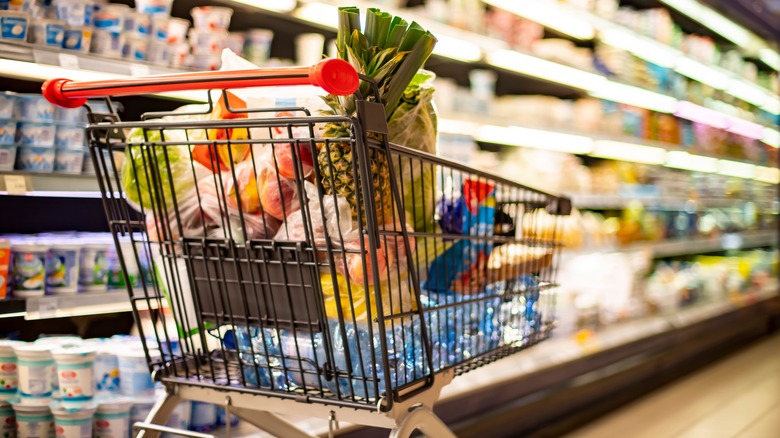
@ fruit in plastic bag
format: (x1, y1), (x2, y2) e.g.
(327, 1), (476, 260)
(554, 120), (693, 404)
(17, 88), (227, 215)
(258, 167), (299, 221)
(274, 143), (314, 180)
(345, 239), (391, 286)
(226, 160), (260, 213)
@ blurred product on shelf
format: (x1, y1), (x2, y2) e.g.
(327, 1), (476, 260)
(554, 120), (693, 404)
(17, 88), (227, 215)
(1, 233), (154, 299)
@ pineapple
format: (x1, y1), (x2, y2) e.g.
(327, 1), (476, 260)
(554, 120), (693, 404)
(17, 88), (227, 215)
(317, 7), (436, 222)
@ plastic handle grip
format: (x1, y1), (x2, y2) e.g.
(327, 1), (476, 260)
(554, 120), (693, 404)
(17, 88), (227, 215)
(42, 58), (359, 108)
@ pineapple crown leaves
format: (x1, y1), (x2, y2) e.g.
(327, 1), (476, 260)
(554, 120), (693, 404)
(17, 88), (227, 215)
(322, 6), (437, 122)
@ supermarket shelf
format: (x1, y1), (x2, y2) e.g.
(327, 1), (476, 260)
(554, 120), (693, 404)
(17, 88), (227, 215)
(567, 230), (779, 258)
(567, 192), (770, 210)
(0, 172), (101, 196)
(0, 290), (163, 320)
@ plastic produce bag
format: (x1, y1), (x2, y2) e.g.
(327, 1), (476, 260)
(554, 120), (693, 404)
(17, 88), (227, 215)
(274, 181), (355, 244)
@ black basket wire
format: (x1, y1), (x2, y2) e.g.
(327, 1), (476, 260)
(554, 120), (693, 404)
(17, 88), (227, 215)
(85, 81), (570, 412)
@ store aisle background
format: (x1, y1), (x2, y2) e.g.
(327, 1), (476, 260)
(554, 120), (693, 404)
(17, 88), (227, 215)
(568, 333), (780, 438)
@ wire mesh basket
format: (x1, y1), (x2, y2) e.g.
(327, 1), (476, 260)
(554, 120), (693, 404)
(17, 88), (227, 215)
(44, 59), (571, 413)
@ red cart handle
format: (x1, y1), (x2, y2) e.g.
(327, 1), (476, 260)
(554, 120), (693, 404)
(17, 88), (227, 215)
(42, 58), (360, 108)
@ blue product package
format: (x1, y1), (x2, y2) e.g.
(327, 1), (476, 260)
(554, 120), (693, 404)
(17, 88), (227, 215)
(215, 407), (239, 427)
(0, 144), (16, 171)
(0, 92), (15, 119)
(189, 402), (216, 433)
(63, 27), (89, 51)
(16, 146), (55, 172)
(0, 14), (28, 40)
(14, 94), (54, 123)
(423, 179), (496, 294)
(0, 118), (15, 145)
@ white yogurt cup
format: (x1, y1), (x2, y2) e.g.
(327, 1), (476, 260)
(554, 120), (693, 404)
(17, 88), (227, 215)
(78, 244), (110, 292)
(0, 340), (24, 400)
(116, 348), (159, 398)
(0, 400), (15, 438)
(165, 17), (189, 45)
(89, 29), (122, 58)
(10, 243), (47, 298)
(12, 402), (55, 438)
(128, 398), (155, 437)
(190, 6), (232, 31)
(52, 348), (96, 406)
(45, 243), (81, 294)
(51, 404), (95, 438)
(188, 29), (226, 55)
(93, 398), (132, 438)
(92, 346), (119, 396)
(13, 344), (55, 401)
(92, 3), (128, 33)
(35, 338), (82, 400)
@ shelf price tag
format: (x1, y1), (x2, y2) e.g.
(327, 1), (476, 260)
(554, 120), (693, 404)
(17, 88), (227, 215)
(4, 175), (27, 195)
(38, 298), (58, 319)
(130, 64), (151, 77)
(58, 53), (80, 70)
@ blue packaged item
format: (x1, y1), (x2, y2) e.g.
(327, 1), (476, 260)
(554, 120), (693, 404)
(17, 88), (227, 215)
(0, 144), (16, 171)
(189, 402), (216, 433)
(54, 125), (85, 148)
(53, 0), (93, 26)
(29, 18), (65, 47)
(424, 179), (496, 294)
(14, 94), (54, 123)
(0, 11), (28, 41)
(0, 92), (15, 119)
(45, 243), (80, 293)
(54, 147), (85, 174)
(16, 122), (55, 146)
(54, 106), (85, 126)
(0, 118), (15, 145)
(16, 145), (55, 172)
(63, 26), (91, 52)
(215, 407), (239, 427)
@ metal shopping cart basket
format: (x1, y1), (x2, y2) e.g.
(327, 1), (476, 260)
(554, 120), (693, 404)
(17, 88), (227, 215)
(43, 59), (571, 438)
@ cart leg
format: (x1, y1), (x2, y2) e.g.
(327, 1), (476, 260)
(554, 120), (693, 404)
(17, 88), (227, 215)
(229, 406), (317, 438)
(389, 406), (458, 438)
(134, 392), (182, 438)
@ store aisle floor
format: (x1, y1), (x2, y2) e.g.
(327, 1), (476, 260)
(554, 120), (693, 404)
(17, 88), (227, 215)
(568, 332), (780, 438)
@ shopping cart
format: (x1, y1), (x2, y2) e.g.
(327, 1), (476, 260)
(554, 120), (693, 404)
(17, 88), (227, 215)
(43, 59), (571, 438)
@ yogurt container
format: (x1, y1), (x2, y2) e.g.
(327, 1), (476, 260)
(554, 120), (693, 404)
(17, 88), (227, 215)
(150, 14), (167, 43)
(189, 402), (216, 433)
(77, 244), (109, 292)
(123, 12), (150, 36)
(93, 399), (131, 438)
(0, 400), (16, 438)
(135, 0), (173, 17)
(54, 148), (85, 174)
(190, 7), (232, 31)
(188, 29), (226, 55)
(51, 404), (95, 438)
(16, 146), (56, 173)
(0, 340), (24, 399)
(189, 54), (220, 71)
(52, 348), (96, 405)
(6, 0), (35, 12)
(121, 35), (148, 61)
(128, 398), (154, 437)
(92, 347), (119, 396)
(53, 106), (85, 126)
(16, 122), (55, 147)
(92, 3), (127, 33)
(89, 30), (122, 58)
(0, 118), (16, 145)
(11, 244), (47, 297)
(33, 338), (80, 401)
(29, 19), (65, 47)
(107, 240), (138, 289)
(0, 10), (29, 41)
(166, 17), (189, 45)
(14, 95), (54, 123)
(224, 32), (245, 56)
(52, 0), (94, 27)
(45, 244), (80, 293)
(13, 344), (54, 400)
(116, 349), (157, 398)
(54, 126), (85, 149)
(0, 92), (15, 119)
(167, 44), (189, 68)
(147, 42), (169, 66)
(12, 402), (55, 438)
(63, 26), (92, 53)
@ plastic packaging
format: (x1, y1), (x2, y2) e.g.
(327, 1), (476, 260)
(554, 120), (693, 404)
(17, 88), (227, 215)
(12, 402), (55, 438)
(51, 403), (95, 438)
(53, 0), (94, 27)
(188, 402), (216, 433)
(150, 14), (167, 42)
(0, 340), (24, 398)
(77, 243), (109, 292)
(10, 243), (48, 297)
(123, 12), (150, 36)
(0, 118), (16, 145)
(90, 30), (122, 58)
(147, 41), (169, 65)
(14, 94), (54, 123)
(54, 148), (85, 174)
(45, 243), (80, 293)
(166, 17), (189, 45)
(245, 29), (273, 66)
(128, 398), (154, 437)
(92, 346), (119, 396)
(116, 349), (158, 398)
(188, 54), (220, 71)
(0, 92), (15, 119)
(121, 35), (148, 61)
(135, 0), (173, 17)
(62, 26), (92, 53)
(16, 122), (55, 146)
(53, 106), (85, 126)
(224, 33), (244, 56)
(13, 344), (54, 400)
(167, 43), (189, 68)
(190, 7), (232, 31)
(0, 144), (16, 171)
(16, 146), (56, 172)
(92, 3), (128, 32)
(188, 29), (226, 55)
(54, 125), (85, 149)
(52, 348), (96, 405)
(93, 399), (132, 438)
(0, 401), (14, 438)
(29, 19), (65, 47)
(0, 10), (29, 41)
